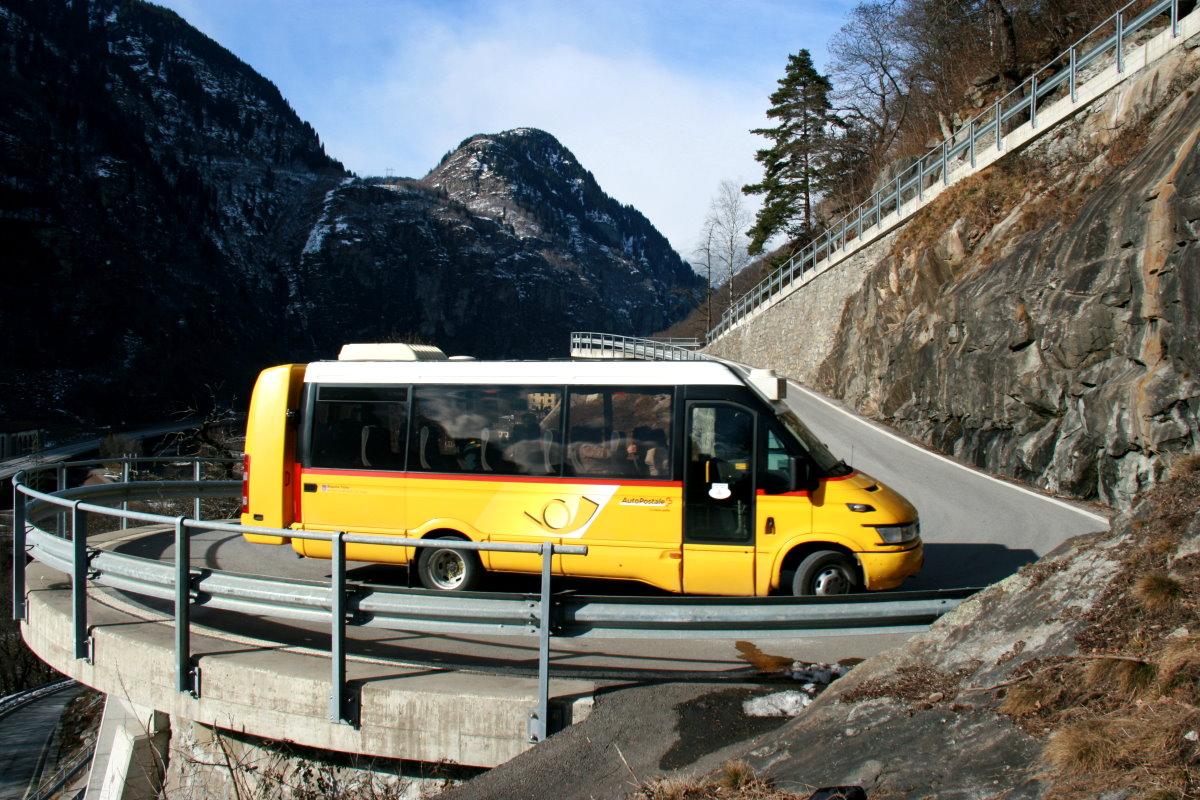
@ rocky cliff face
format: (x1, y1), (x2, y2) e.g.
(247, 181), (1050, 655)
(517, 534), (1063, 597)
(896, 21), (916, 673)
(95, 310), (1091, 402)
(0, 0), (699, 424)
(813, 42), (1200, 509)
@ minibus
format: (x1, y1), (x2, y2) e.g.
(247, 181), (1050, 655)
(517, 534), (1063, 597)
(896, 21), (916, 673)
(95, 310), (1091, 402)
(240, 344), (923, 595)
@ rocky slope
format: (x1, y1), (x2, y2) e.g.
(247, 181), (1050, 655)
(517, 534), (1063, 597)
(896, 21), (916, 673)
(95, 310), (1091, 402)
(726, 459), (1200, 799)
(812, 41), (1200, 509)
(0, 0), (700, 425)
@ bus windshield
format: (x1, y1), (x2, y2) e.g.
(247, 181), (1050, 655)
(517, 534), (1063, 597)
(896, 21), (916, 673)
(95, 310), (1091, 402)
(777, 410), (853, 477)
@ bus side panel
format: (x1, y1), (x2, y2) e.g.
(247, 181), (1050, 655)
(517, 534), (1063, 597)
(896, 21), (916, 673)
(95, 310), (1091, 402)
(553, 483), (684, 592)
(405, 474), (550, 573)
(295, 468), (411, 563)
(753, 491), (813, 595)
(241, 364), (306, 542)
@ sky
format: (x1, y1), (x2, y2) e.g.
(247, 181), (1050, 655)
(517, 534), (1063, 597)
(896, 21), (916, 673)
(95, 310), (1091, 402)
(150, 0), (858, 260)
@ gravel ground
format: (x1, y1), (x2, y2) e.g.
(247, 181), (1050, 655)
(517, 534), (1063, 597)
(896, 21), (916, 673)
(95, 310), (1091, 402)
(433, 681), (794, 800)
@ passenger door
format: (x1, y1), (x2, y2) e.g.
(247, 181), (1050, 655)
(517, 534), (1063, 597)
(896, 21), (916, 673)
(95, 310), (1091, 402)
(682, 403), (756, 595)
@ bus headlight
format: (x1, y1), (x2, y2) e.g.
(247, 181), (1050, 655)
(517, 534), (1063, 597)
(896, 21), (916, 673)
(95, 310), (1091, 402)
(873, 521), (919, 545)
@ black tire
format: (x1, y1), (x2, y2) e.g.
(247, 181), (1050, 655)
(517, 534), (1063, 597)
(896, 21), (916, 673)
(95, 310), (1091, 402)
(792, 550), (858, 596)
(417, 538), (483, 591)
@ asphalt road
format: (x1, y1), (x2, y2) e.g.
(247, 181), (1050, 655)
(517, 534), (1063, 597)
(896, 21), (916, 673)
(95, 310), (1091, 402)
(0, 684), (80, 800)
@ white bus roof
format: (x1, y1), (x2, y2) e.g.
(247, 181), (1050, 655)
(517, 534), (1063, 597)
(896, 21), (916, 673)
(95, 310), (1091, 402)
(303, 359), (747, 388)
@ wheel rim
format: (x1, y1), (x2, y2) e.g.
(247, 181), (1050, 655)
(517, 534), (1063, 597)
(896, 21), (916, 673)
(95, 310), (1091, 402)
(426, 548), (466, 589)
(812, 565), (852, 595)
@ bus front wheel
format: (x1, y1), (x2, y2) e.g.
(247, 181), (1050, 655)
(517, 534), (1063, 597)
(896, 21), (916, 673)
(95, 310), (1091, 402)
(418, 539), (483, 591)
(792, 550), (857, 596)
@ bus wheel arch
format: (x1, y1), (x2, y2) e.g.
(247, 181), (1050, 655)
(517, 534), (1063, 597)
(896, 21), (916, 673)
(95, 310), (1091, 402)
(780, 544), (860, 596)
(417, 530), (483, 592)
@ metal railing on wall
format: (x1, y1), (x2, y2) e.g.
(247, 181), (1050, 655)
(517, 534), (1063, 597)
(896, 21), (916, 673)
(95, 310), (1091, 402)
(11, 457), (974, 744)
(570, 331), (709, 361)
(710, 0), (1193, 341)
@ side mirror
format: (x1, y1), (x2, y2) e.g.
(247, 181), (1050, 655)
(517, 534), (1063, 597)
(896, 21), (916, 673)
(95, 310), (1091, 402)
(789, 457), (819, 493)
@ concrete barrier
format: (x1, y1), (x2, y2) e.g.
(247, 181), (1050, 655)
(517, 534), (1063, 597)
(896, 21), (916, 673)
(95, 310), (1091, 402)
(21, 561), (595, 770)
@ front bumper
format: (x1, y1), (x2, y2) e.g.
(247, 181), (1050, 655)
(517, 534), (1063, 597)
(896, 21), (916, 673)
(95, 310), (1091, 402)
(859, 541), (925, 591)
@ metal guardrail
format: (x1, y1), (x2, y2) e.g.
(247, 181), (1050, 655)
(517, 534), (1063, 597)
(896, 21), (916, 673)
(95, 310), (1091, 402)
(711, 0), (1193, 340)
(0, 678), (77, 721)
(27, 734), (94, 800)
(570, 331), (709, 361)
(11, 457), (975, 742)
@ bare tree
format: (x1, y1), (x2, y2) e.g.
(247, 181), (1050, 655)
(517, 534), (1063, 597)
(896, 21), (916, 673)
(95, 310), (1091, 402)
(705, 180), (753, 307)
(692, 218), (717, 333)
(829, 3), (913, 175)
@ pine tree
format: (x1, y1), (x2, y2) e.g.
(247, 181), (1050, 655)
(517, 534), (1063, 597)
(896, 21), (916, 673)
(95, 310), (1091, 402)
(743, 50), (839, 254)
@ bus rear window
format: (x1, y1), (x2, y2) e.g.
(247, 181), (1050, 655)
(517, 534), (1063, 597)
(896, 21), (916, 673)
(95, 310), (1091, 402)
(309, 386), (409, 471)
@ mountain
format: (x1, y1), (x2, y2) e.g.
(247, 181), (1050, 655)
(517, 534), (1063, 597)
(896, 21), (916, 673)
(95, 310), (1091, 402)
(293, 129), (700, 359)
(0, 0), (700, 425)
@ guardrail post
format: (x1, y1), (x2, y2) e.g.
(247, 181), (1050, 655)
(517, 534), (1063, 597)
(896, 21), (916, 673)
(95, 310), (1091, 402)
(1070, 46), (1077, 103)
(994, 100), (1003, 152)
(1030, 74), (1039, 128)
(1116, 11), (1125, 73)
(175, 516), (197, 696)
(329, 531), (354, 725)
(56, 465), (66, 538)
(529, 542), (553, 742)
(71, 501), (90, 662)
(193, 460), (202, 521)
(12, 472), (27, 621)
(120, 460), (131, 527)
(1173, 0), (1180, 37)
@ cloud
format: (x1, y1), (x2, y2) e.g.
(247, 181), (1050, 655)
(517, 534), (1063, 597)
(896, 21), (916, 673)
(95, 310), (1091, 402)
(320, 3), (772, 256)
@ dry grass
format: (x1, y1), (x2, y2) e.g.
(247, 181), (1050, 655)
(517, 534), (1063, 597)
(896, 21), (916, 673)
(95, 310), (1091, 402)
(1173, 454), (1200, 479)
(1084, 656), (1157, 699)
(999, 683), (1059, 717)
(1044, 718), (1117, 776)
(995, 464), (1200, 798)
(718, 761), (757, 791)
(1134, 572), (1186, 612)
(630, 762), (813, 800)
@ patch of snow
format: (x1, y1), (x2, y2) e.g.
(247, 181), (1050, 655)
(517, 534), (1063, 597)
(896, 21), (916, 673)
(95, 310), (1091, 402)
(744, 691), (813, 718)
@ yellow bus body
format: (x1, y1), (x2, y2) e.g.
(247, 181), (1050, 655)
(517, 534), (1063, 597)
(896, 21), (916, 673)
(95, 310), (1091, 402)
(240, 355), (923, 596)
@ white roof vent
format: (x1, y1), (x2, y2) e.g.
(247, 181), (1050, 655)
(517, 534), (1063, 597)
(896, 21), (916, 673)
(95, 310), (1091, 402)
(747, 369), (786, 401)
(337, 343), (448, 361)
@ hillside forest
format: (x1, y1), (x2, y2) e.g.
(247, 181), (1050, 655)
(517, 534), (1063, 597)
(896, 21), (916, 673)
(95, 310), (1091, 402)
(682, 0), (1149, 334)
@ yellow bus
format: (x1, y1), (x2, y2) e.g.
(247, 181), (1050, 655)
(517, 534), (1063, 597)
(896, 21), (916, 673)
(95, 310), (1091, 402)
(240, 345), (923, 596)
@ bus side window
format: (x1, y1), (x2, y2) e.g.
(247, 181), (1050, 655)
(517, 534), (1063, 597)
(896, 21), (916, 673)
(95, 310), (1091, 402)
(411, 386), (563, 476)
(762, 428), (793, 494)
(566, 389), (672, 479)
(309, 386), (408, 471)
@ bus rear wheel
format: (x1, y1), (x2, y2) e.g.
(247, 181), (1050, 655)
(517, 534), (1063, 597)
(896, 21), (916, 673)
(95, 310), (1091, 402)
(418, 538), (483, 591)
(792, 550), (857, 596)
